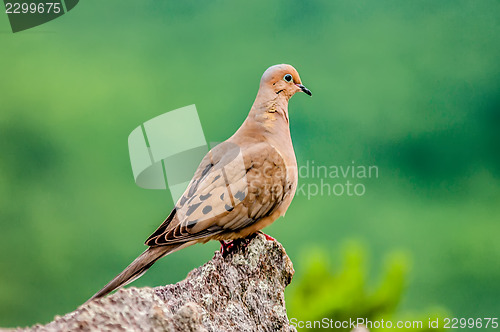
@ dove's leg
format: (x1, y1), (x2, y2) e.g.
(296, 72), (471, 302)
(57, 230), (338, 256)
(219, 237), (255, 257)
(219, 240), (237, 257)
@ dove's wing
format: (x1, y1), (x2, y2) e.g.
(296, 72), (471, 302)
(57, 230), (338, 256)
(145, 140), (290, 246)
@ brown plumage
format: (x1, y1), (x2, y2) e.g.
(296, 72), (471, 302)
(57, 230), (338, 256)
(87, 64), (311, 302)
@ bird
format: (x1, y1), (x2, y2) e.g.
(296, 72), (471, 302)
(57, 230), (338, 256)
(87, 64), (312, 302)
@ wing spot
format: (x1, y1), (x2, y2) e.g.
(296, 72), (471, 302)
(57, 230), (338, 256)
(186, 202), (202, 216)
(202, 206), (212, 215)
(212, 175), (221, 183)
(225, 204), (234, 212)
(234, 191), (246, 201)
(220, 193), (225, 200)
(200, 193), (212, 200)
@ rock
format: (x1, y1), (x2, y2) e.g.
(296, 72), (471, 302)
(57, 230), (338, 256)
(5, 233), (296, 332)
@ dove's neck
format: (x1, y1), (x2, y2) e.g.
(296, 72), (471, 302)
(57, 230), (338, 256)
(236, 91), (293, 148)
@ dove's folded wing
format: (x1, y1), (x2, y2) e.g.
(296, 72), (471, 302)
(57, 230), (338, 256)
(145, 141), (290, 246)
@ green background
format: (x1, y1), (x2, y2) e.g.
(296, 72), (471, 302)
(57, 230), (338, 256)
(0, 0), (499, 328)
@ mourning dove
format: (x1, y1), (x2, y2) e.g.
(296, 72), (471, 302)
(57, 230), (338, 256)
(88, 64), (311, 301)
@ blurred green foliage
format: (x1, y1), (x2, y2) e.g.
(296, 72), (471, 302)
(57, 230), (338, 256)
(287, 243), (447, 331)
(0, 0), (499, 328)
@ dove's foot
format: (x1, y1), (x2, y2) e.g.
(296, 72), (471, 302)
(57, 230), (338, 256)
(257, 231), (276, 242)
(219, 240), (236, 257)
(219, 238), (253, 257)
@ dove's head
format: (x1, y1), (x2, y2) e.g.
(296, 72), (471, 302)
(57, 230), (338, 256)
(260, 64), (312, 99)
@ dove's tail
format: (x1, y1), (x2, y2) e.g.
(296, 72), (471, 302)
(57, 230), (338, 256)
(86, 244), (183, 303)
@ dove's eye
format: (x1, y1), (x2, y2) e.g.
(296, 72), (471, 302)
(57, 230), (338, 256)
(283, 74), (293, 82)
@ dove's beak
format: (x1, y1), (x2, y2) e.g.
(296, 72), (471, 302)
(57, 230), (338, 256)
(297, 84), (312, 96)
